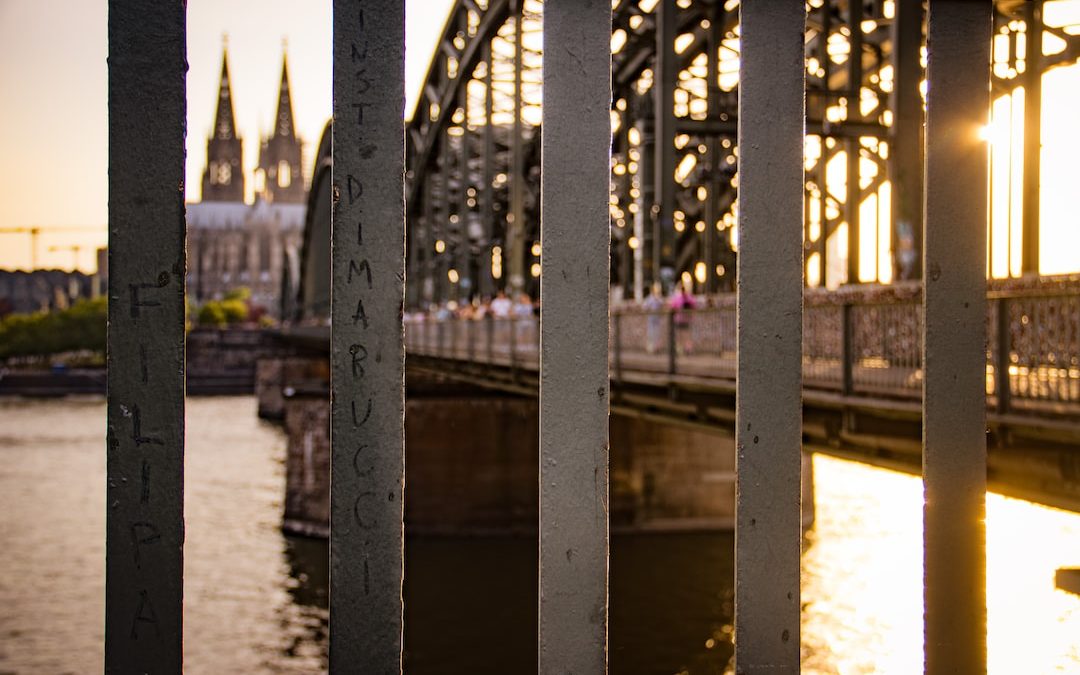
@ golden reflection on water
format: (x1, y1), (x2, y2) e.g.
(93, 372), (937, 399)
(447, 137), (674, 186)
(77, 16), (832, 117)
(802, 454), (1080, 674)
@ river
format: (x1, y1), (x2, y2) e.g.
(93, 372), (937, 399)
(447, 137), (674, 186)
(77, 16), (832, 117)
(0, 396), (1077, 673)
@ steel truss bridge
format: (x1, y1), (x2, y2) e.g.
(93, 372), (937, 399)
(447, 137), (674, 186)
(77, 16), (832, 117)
(287, 0), (1080, 510)
(297, 0), (1080, 317)
(285, 0), (1080, 509)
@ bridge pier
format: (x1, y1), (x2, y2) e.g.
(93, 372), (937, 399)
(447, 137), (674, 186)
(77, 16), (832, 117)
(269, 377), (814, 536)
(255, 356), (329, 420)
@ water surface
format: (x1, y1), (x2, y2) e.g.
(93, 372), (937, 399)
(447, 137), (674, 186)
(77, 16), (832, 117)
(1, 396), (1078, 673)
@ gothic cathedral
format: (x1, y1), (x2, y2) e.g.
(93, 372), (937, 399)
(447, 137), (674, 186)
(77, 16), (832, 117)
(188, 44), (307, 318)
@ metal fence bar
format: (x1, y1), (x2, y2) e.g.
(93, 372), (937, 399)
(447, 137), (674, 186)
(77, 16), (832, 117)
(996, 296), (1012, 414)
(922, 1), (990, 671)
(539, 1), (612, 670)
(614, 312), (624, 384)
(330, 1), (406, 670)
(734, 2), (805, 670)
(667, 310), (677, 375)
(842, 303), (854, 395)
(105, 2), (187, 670)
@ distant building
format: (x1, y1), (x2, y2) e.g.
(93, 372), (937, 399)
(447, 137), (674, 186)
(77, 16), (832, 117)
(0, 269), (93, 316)
(187, 45), (306, 316)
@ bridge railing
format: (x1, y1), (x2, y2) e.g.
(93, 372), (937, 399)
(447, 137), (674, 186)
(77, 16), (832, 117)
(993, 291), (1080, 413)
(406, 287), (1080, 417)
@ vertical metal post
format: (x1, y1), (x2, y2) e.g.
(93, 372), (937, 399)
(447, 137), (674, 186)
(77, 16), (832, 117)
(106, 3), (186, 670)
(614, 121), (633, 298)
(996, 296), (1012, 415)
(654, 0), (678, 283)
(407, 212), (419, 311)
(539, 2), (611, 670)
(848, 0), (864, 105)
(818, 142), (830, 287)
(846, 138), (862, 284)
(468, 317), (476, 362)
(481, 42), (496, 298)
(818, 2), (832, 287)
(509, 316), (517, 372)
(922, 1), (990, 671)
(667, 310), (677, 376)
(507, 0), (526, 295)
(436, 142), (449, 303)
(614, 312), (623, 384)
(847, 0), (865, 282)
(459, 84), (472, 300)
(422, 166), (434, 306)
(735, 2), (805, 670)
(448, 137), (461, 303)
(331, 1), (405, 670)
(635, 115), (656, 298)
(890, 0), (925, 280)
(1021, 0), (1042, 275)
(449, 311), (458, 356)
(704, 2), (723, 295)
(842, 303), (854, 395)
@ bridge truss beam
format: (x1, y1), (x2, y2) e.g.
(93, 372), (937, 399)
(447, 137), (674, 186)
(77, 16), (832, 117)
(402, 0), (1075, 308)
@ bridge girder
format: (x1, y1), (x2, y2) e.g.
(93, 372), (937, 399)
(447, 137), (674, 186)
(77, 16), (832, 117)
(372, 0), (1076, 311)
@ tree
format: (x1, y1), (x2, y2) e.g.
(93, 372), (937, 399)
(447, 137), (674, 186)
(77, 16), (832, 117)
(0, 297), (106, 362)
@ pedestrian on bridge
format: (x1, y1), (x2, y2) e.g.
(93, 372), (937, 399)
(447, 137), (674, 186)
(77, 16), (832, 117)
(514, 292), (536, 345)
(490, 290), (512, 319)
(670, 279), (696, 355)
(643, 282), (665, 354)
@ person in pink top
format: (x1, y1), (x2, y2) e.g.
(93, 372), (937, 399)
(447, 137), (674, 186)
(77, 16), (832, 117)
(669, 279), (696, 355)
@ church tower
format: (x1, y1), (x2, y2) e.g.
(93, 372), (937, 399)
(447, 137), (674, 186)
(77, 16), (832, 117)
(201, 45), (245, 202)
(257, 49), (305, 204)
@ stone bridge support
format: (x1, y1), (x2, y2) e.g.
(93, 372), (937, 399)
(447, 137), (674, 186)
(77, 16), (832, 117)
(267, 379), (814, 536)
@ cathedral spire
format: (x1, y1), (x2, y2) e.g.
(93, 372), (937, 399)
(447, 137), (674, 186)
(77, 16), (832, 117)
(201, 39), (245, 202)
(213, 44), (238, 141)
(273, 50), (296, 140)
(256, 45), (305, 204)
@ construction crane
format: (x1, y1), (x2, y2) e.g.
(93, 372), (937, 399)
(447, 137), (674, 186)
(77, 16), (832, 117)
(0, 226), (104, 269)
(48, 245), (92, 271)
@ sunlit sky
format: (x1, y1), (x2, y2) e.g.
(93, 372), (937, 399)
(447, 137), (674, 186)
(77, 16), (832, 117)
(0, 0), (454, 272)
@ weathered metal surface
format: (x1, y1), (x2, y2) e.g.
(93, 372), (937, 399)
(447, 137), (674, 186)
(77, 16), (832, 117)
(106, 1), (187, 671)
(330, 0), (406, 670)
(735, 1), (805, 671)
(922, 1), (991, 671)
(539, 0), (612, 671)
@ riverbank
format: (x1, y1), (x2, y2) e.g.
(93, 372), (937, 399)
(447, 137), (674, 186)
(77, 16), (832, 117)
(0, 368), (105, 396)
(0, 367), (255, 397)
